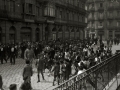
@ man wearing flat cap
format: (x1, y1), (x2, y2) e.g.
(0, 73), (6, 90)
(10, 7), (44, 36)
(9, 84), (17, 90)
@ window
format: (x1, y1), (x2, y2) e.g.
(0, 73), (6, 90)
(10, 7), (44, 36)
(108, 21), (112, 26)
(92, 13), (94, 18)
(72, 13), (74, 20)
(92, 22), (94, 27)
(36, 7), (39, 16)
(79, 14), (81, 22)
(100, 22), (103, 26)
(59, 11), (62, 18)
(82, 16), (84, 22)
(117, 11), (120, 16)
(44, 3), (55, 17)
(29, 4), (32, 14)
(77, 0), (79, 6)
(100, 3), (103, 8)
(109, 12), (112, 17)
(67, 12), (69, 20)
(10, 0), (15, 12)
(109, 2), (113, 7)
(117, 22), (120, 26)
(100, 12), (103, 18)
(92, 3), (94, 8)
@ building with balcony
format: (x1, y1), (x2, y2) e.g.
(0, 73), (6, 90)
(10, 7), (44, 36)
(0, 0), (87, 43)
(86, 0), (120, 40)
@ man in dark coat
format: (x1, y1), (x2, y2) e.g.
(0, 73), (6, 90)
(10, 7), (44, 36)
(51, 61), (60, 86)
(0, 45), (7, 64)
(23, 60), (33, 84)
(10, 45), (16, 65)
(36, 52), (45, 82)
(0, 75), (3, 90)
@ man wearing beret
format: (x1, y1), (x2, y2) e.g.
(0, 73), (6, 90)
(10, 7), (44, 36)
(9, 84), (17, 90)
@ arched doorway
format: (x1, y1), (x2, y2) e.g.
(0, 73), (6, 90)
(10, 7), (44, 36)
(9, 26), (16, 43)
(52, 27), (57, 40)
(21, 27), (31, 42)
(70, 28), (74, 39)
(76, 29), (80, 39)
(36, 28), (40, 42)
(58, 27), (62, 40)
(45, 26), (49, 41)
(65, 27), (69, 40)
(0, 27), (2, 43)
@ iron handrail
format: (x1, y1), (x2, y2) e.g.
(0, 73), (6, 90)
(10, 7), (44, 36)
(53, 53), (120, 90)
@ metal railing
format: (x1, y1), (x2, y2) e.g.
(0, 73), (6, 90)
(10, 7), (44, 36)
(53, 53), (120, 90)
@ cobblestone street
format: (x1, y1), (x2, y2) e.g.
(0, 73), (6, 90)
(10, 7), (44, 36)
(0, 44), (119, 90)
(0, 58), (57, 90)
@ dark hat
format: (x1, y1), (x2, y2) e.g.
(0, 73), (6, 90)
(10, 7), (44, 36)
(9, 84), (17, 90)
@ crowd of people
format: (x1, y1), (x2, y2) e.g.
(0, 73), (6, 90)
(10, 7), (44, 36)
(0, 38), (115, 90)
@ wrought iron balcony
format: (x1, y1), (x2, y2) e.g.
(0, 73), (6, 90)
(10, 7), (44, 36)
(114, 5), (120, 10)
(88, 17), (95, 22)
(53, 53), (120, 90)
(67, 20), (87, 27)
(115, 16), (120, 20)
(7, 12), (22, 20)
(98, 7), (104, 12)
(89, 7), (95, 12)
(35, 16), (46, 23)
(107, 6), (114, 11)
(97, 16), (104, 20)
(0, 9), (8, 18)
(107, 25), (116, 30)
(86, 0), (94, 4)
(107, 16), (114, 20)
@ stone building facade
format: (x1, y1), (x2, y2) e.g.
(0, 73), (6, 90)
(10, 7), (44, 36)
(0, 0), (87, 43)
(86, 0), (120, 40)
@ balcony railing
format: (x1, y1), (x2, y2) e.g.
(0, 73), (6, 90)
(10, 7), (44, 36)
(8, 12), (22, 20)
(89, 7), (95, 12)
(97, 26), (104, 30)
(107, 6), (114, 11)
(87, 0), (94, 4)
(98, 7), (104, 12)
(35, 16), (46, 23)
(114, 6), (120, 10)
(98, 16), (104, 20)
(107, 25), (116, 30)
(53, 54), (120, 90)
(115, 16), (120, 20)
(0, 9), (8, 18)
(107, 16), (114, 20)
(67, 20), (87, 26)
(88, 17), (95, 22)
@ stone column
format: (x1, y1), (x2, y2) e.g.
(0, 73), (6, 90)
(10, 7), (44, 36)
(42, 24), (46, 41)
(16, 23), (21, 43)
(3, 21), (10, 44)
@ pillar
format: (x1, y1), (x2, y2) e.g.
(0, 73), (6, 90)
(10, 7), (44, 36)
(16, 23), (21, 43)
(42, 24), (46, 41)
(63, 25), (66, 40)
(31, 25), (36, 42)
